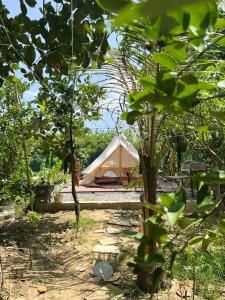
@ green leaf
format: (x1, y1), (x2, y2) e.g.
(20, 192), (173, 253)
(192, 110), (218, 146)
(214, 36), (225, 46)
(166, 42), (186, 61)
(144, 254), (165, 264)
(199, 171), (225, 184)
(178, 217), (196, 229)
(139, 76), (156, 91)
(20, 0), (27, 15)
(25, 0), (37, 7)
(114, 0), (208, 25)
(197, 184), (212, 208)
(143, 203), (164, 214)
(146, 221), (169, 244)
(157, 71), (177, 96)
(24, 46), (36, 66)
(219, 219), (225, 233)
(215, 18), (225, 29)
(209, 111), (225, 122)
(201, 235), (211, 251)
(198, 81), (216, 90)
(189, 235), (204, 245)
(167, 202), (185, 225)
(195, 126), (209, 133)
(96, 0), (130, 12)
(160, 193), (174, 207)
(121, 110), (142, 125)
(152, 53), (178, 70)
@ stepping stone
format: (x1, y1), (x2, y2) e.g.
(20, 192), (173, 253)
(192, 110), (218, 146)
(107, 227), (123, 234)
(113, 212), (131, 218)
(99, 237), (118, 246)
(92, 245), (120, 254)
(130, 219), (140, 226)
(94, 229), (106, 234)
(85, 284), (124, 300)
(107, 220), (132, 227)
(92, 261), (113, 278)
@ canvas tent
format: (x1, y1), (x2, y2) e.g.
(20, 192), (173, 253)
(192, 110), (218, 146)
(81, 135), (140, 185)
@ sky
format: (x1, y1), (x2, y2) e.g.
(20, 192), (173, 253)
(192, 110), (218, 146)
(2, 0), (124, 131)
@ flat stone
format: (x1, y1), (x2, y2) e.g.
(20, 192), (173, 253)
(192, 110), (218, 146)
(107, 220), (132, 227)
(85, 284), (124, 300)
(130, 219), (140, 226)
(113, 212), (131, 218)
(92, 245), (120, 254)
(107, 227), (123, 234)
(99, 238), (118, 246)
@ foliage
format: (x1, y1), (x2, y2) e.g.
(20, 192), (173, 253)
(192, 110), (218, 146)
(27, 210), (41, 228)
(0, 0), (109, 81)
(32, 160), (68, 185)
(14, 195), (30, 215)
(97, 0), (225, 293)
(174, 245), (225, 299)
(0, 78), (37, 205)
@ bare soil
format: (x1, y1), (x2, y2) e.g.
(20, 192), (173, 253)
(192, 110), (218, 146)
(0, 210), (139, 300)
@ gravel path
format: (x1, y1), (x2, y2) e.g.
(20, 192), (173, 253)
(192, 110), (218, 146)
(62, 191), (141, 203)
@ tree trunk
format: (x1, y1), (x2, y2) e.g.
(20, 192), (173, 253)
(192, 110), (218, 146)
(137, 153), (157, 292)
(69, 115), (80, 234)
(15, 86), (33, 210)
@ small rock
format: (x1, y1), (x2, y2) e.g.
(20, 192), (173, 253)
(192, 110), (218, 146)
(99, 237), (118, 246)
(37, 285), (47, 294)
(75, 266), (85, 272)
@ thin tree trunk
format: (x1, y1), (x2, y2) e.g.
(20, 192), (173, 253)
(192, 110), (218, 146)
(15, 86), (33, 210)
(137, 115), (160, 292)
(69, 113), (80, 235)
(0, 251), (4, 289)
(137, 153), (158, 292)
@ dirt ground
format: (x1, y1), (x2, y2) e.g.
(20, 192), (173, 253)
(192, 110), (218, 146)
(0, 210), (140, 300)
(0, 209), (213, 300)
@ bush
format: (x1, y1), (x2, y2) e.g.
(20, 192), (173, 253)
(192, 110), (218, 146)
(173, 246), (225, 299)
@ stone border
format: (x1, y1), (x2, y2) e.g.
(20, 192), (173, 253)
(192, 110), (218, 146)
(35, 201), (141, 212)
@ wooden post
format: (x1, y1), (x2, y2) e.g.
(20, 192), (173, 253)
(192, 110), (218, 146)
(119, 145), (122, 182)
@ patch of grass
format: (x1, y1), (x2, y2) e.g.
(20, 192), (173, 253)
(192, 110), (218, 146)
(68, 215), (98, 231)
(173, 245), (225, 299)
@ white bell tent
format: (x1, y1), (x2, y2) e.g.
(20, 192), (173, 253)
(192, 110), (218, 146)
(81, 135), (140, 185)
